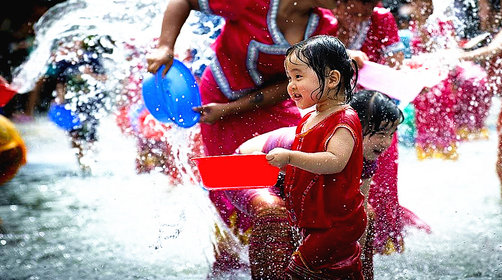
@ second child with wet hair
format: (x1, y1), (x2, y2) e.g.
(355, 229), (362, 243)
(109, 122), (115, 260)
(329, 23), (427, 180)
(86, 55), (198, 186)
(266, 35), (365, 279)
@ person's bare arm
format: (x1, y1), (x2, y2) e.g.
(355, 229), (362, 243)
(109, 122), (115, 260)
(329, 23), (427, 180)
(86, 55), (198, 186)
(459, 30), (502, 62)
(194, 80), (290, 124)
(146, 0), (200, 76)
(238, 126), (296, 154)
(267, 127), (355, 174)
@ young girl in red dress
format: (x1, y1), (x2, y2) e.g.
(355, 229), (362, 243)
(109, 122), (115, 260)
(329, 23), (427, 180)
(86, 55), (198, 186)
(266, 35), (365, 279)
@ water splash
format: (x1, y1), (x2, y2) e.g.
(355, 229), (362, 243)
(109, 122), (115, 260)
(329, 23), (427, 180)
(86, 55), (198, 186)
(11, 0), (168, 93)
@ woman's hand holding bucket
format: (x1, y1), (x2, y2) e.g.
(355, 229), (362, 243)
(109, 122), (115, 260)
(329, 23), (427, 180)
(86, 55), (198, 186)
(142, 59), (201, 128)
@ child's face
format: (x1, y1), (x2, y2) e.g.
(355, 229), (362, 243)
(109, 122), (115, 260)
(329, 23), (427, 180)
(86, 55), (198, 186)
(284, 53), (321, 110)
(362, 122), (398, 161)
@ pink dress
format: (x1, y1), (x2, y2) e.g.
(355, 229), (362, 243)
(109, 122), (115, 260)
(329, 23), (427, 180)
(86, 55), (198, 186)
(198, 0), (338, 242)
(411, 17), (490, 159)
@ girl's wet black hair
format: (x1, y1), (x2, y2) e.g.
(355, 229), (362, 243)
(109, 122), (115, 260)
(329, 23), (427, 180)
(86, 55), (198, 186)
(349, 89), (404, 136)
(285, 35), (358, 103)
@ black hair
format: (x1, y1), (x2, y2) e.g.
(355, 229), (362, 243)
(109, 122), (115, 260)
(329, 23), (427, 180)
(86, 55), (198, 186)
(285, 35), (358, 103)
(349, 89), (404, 136)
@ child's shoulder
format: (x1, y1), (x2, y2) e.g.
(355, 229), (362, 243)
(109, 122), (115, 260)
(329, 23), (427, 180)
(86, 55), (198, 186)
(334, 106), (359, 121)
(335, 106), (362, 130)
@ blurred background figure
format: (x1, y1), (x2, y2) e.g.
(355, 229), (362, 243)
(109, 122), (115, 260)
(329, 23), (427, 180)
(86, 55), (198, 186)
(28, 35), (116, 172)
(403, 0), (491, 160)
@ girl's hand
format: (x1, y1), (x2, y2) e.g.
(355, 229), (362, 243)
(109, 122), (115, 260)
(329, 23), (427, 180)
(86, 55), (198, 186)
(266, 148), (290, 168)
(193, 103), (228, 124)
(146, 45), (174, 76)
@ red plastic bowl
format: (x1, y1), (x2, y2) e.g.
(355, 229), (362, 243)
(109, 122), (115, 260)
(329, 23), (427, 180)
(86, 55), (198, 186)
(191, 154), (280, 190)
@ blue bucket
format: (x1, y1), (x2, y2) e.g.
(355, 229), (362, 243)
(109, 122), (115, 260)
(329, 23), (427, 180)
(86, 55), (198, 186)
(48, 103), (81, 131)
(142, 59), (201, 128)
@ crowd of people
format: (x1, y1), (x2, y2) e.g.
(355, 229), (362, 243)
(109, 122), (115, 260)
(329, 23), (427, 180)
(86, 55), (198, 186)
(1, 0), (502, 279)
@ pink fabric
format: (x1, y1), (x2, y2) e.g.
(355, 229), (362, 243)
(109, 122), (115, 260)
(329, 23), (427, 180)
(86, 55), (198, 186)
(414, 78), (457, 150)
(411, 17), (490, 152)
(368, 134), (406, 254)
(451, 62), (491, 132)
(400, 206), (432, 234)
(262, 126), (295, 153)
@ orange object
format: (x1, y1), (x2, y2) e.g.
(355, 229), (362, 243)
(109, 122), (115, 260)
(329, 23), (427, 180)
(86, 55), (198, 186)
(192, 154), (280, 190)
(0, 115), (27, 185)
(0, 81), (17, 107)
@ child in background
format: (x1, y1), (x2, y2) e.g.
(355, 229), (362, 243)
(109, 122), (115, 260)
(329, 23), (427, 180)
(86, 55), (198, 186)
(266, 35), (365, 279)
(349, 90), (431, 279)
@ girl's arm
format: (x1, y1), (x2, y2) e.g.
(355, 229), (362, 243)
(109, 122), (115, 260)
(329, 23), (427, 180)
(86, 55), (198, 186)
(193, 80), (290, 124)
(267, 127), (355, 174)
(238, 126), (296, 154)
(146, 0), (200, 76)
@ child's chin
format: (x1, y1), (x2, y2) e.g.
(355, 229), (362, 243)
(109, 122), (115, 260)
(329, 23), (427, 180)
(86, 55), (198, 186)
(296, 103), (311, 110)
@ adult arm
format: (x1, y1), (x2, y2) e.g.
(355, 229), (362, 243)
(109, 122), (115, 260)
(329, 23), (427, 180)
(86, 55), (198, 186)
(267, 126), (355, 174)
(458, 30), (502, 62)
(146, 0), (200, 76)
(193, 80), (290, 124)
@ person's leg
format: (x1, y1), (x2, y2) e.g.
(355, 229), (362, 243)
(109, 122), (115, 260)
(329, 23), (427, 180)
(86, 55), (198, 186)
(225, 187), (295, 279)
(249, 207), (294, 279)
(286, 228), (363, 280)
